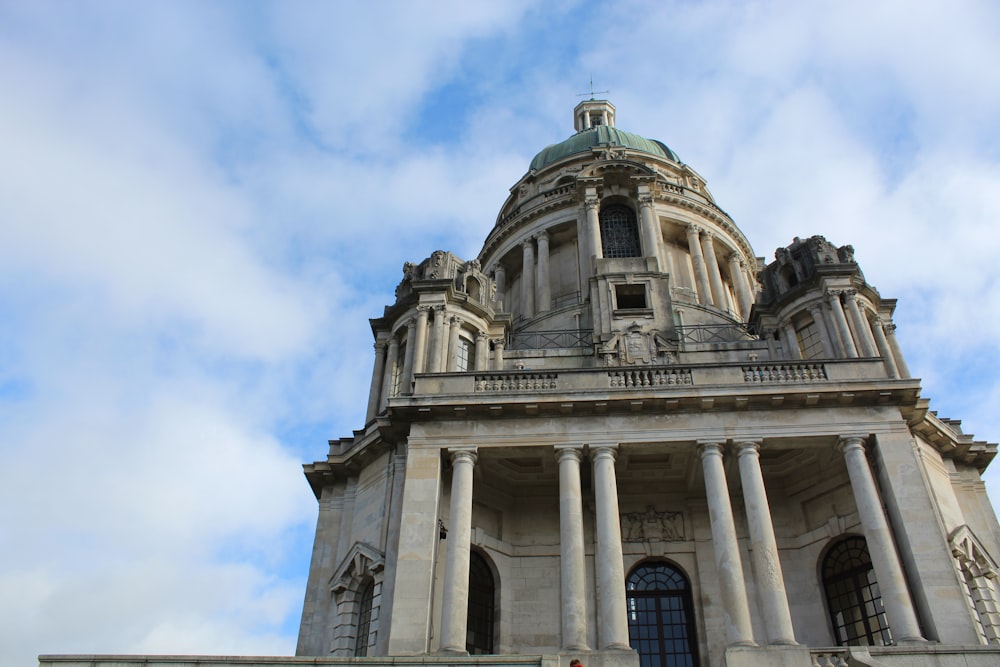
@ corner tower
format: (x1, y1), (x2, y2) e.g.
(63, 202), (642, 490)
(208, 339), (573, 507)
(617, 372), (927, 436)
(296, 101), (1000, 667)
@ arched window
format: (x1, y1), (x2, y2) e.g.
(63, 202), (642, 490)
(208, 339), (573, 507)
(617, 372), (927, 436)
(626, 561), (699, 667)
(600, 205), (641, 258)
(467, 550), (496, 654)
(354, 579), (374, 656)
(822, 536), (892, 646)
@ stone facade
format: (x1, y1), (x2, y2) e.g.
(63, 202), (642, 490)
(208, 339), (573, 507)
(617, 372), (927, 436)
(41, 101), (1000, 667)
(290, 101), (1000, 667)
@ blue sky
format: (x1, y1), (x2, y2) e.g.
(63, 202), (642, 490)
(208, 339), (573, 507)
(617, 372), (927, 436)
(3, 1), (1000, 664)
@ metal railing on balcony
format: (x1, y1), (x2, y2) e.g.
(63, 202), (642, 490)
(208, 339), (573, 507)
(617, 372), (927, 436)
(676, 322), (760, 344)
(508, 329), (593, 350)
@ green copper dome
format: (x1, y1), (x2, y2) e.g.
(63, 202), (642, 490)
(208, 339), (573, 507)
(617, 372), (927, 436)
(529, 125), (680, 171)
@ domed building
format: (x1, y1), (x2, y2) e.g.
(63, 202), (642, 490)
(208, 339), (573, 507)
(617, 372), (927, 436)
(37, 104), (1000, 667)
(289, 100), (1000, 667)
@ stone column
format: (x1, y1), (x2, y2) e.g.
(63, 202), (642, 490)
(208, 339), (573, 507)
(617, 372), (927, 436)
(366, 338), (388, 422)
(591, 444), (630, 650)
(807, 304), (836, 358)
(686, 225), (713, 306)
(400, 319), (417, 395)
(728, 253), (753, 318)
(378, 335), (400, 413)
(474, 331), (489, 372)
(536, 231), (551, 313)
(439, 448), (479, 654)
(427, 305), (447, 373)
(586, 195), (603, 262)
(556, 446), (589, 651)
(782, 321), (802, 360)
(698, 441), (756, 646)
(521, 239), (536, 320)
(446, 316), (461, 372)
(826, 290), (858, 358)
(736, 441), (797, 645)
(843, 290), (878, 357)
(701, 232), (730, 311)
(493, 265), (506, 308)
(638, 191), (662, 267)
(491, 337), (505, 371)
(409, 307), (430, 385)
(869, 316), (900, 379)
(884, 323), (912, 378)
(838, 436), (925, 643)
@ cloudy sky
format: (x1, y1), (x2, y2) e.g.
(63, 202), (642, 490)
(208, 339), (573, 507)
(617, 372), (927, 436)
(3, 1), (1000, 664)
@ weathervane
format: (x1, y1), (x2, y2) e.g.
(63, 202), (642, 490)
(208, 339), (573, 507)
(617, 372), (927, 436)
(577, 75), (609, 101)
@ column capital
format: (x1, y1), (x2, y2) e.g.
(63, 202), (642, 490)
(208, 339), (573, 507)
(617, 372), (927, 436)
(521, 238), (535, 249)
(726, 251), (742, 264)
(584, 196), (600, 210)
(590, 443), (618, 461)
(476, 330), (490, 342)
(686, 223), (702, 235)
(638, 193), (654, 208)
(449, 315), (461, 327)
(433, 303), (447, 313)
(825, 288), (844, 300)
(735, 440), (762, 457)
(415, 304), (432, 314)
(491, 337), (505, 346)
(697, 440), (726, 458)
(884, 322), (898, 334)
(535, 230), (549, 242)
(842, 288), (859, 301)
(837, 434), (868, 454)
(554, 444), (585, 464)
(449, 448), (478, 466)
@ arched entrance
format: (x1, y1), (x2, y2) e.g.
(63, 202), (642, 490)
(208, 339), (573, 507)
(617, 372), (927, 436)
(626, 561), (699, 667)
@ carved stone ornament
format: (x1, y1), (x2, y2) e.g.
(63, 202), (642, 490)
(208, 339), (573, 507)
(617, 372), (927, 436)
(623, 505), (685, 542)
(600, 323), (676, 367)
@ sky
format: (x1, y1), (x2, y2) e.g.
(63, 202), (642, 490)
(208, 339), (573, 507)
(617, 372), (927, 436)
(2, 1), (1000, 664)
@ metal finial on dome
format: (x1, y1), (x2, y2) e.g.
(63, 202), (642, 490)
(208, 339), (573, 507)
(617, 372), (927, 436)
(577, 75), (610, 101)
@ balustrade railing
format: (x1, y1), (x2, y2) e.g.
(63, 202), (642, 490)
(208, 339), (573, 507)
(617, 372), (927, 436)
(743, 363), (828, 383)
(609, 367), (693, 388)
(809, 649), (849, 667)
(475, 373), (559, 392)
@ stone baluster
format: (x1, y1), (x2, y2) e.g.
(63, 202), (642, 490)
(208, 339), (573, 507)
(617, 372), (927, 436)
(807, 304), (836, 358)
(736, 441), (797, 645)
(701, 232), (730, 312)
(883, 323), (911, 378)
(699, 441), (756, 646)
(536, 231), (551, 313)
(686, 225), (713, 306)
(366, 337), (389, 422)
(826, 291), (858, 358)
(556, 446), (590, 651)
(409, 307), (430, 385)
(521, 239), (536, 320)
(869, 316), (900, 379)
(446, 316), (461, 372)
(378, 335), (400, 413)
(838, 436), (925, 643)
(439, 448), (479, 654)
(591, 444), (631, 650)
(843, 290), (878, 357)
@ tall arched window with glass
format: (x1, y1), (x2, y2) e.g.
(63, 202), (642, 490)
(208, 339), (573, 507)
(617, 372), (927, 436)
(600, 205), (641, 258)
(822, 536), (892, 646)
(354, 579), (374, 657)
(626, 562), (699, 667)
